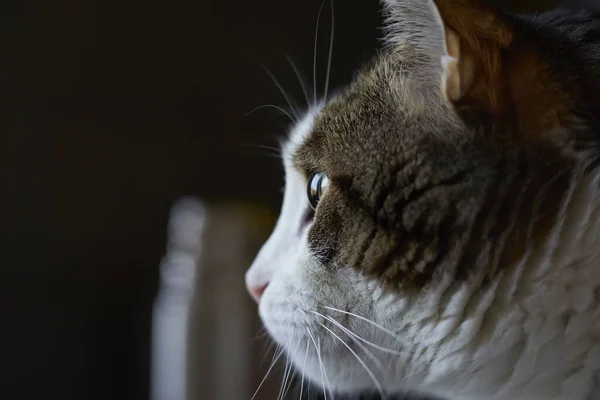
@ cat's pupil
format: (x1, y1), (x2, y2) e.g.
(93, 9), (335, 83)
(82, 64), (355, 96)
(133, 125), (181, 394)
(307, 171), (329, 210)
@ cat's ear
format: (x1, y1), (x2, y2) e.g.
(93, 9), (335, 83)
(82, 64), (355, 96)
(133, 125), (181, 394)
(382, 0), (513, 112)
(383, 0), (573, 139)
(432, 0), (513, 113)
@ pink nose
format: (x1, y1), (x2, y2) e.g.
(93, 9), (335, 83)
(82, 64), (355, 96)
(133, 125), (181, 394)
(249, 283), (268, 303)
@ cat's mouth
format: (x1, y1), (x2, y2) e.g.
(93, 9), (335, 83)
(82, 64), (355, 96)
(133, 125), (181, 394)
(262, 304), (355, 357)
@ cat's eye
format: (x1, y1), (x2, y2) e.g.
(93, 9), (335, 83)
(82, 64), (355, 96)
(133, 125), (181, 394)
(307, 171), (329, 210)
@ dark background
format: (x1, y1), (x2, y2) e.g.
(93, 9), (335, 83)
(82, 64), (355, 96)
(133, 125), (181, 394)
(4, 0), (597, 399)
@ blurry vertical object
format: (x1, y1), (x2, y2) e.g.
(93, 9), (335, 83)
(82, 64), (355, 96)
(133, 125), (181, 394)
(152, 197), (207, 400)
(152, 197), (278, 400)
(187, 203), (277, 400)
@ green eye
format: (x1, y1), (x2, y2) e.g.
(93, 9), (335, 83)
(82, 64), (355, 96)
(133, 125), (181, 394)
(307, 171), (329, 210)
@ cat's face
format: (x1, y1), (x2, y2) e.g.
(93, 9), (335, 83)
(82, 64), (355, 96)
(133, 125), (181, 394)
(247, 0), (597, 398)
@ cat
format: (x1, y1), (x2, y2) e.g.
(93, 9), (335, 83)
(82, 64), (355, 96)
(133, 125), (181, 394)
(245, 0), (600, 399)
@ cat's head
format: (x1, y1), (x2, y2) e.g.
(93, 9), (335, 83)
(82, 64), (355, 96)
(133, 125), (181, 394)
(246, 0), (600, 397)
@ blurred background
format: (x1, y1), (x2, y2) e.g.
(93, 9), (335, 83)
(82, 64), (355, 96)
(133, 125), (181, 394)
(3, 0), (599, 399)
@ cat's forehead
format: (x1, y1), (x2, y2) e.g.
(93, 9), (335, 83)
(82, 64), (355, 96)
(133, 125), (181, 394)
(290, 57), (454, 175)
(281, 106), (326, 174)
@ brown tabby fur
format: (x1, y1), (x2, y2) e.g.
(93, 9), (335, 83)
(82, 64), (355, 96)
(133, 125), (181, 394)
(292, 0), (598, 291)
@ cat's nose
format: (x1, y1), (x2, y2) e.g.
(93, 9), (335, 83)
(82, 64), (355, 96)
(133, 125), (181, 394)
(245, 268), (270, 303)
(248, 282), (268, 303)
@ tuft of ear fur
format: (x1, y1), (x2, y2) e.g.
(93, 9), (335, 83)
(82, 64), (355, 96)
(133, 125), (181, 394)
(382, 0), (579, 144)
(381, 0), (447, 83)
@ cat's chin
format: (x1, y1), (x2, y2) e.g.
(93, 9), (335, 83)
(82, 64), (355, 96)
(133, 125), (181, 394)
(260, 315), (384, 395)
(289, 346), (386, 395)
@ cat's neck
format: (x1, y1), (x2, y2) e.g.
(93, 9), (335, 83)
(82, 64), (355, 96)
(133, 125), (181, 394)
(392, 165), (600, 400)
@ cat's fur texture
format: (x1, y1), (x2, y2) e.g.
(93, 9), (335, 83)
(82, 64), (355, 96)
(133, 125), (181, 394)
(246, 1), (600, 399)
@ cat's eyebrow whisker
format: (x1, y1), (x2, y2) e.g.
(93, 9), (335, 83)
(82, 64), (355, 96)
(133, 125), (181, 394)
(286, 56), (312, 109)
(323, 0), (335, 102)
(316, 321), (388, 400)
(239, 144), (283, 160)
(251, 345), (286, 400)
(249, 152), (283, 161)
(311, 310), (409, 358)
(313, 0), (327, 106)
(323, 306), (404, 343)
(241, 143), (282, 153)
(262, 66), (301, 121)
(244, 104), (295, 123)
(311, 310), (386, 375)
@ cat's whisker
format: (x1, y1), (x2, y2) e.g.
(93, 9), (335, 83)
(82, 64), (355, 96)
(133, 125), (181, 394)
(259, 340), (278, 368)
(323, 306), (404, 343)
(239, 144), (283, 160)
(317, 321), (388, 400)
(277, 335), (294, 400)
(280, 333), (302, 400)
(286, 56), (312, 109)
(277, 358), (291, 400)
(276, 355), (289, 400)
(249, 151), (283, 161)
(313, 311), (409, 358)
(305, 327), (329, 400)
(263, 66), (301, 121)
(313, 0), (327, 106)
(253, 326), (268, 341)
(323, 0), (335, 102)
(317, 337), (336, 400)
(244, 104), (295, 123)
(299, 340), (310, 400)
(251, 345), (286, 400)
(310, 310), (386, 376)
(242, 143), (282, 153)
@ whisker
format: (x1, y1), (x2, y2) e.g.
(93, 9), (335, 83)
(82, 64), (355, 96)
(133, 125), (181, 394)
(299, 340), (310, 400)
(251, 346), (286, 400)
(311, 311), (386, 376)
(277, 353), (291, 400)
(286, 56), (312, 108)
(280, 335), (302, 400)
(313, 0), (327, 106)
(323, 306), (403, 342)
(242, 143), (282, 153)
(305, 327), (329, 400)
(263, 66), (300, 121)
(315, 311), (408, 358)
(249, 152), (283, 160)
(244, 104), (295, 122)
(323, 0), (335, 102)
(238, 144), (283, 160)
(282, 353), (301, 399)
(317, 321), (388, 399)
(317, 338), (336, 400)
(259, 341), (278, 368)
(277, 345), (291, 400)
(253, 326), (268, 341)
